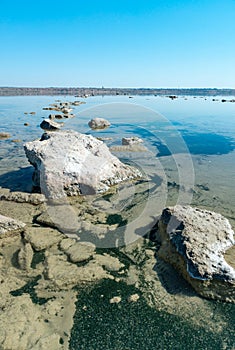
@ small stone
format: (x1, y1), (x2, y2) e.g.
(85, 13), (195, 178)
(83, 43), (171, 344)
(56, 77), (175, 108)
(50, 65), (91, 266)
(109, 296), (121, 304)
(18, 243), (34, 271)
(128, 294), (140, 302)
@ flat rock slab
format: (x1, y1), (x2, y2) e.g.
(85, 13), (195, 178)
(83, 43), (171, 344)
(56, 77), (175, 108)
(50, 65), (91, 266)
(24, 227), (63, 251)
(0, 214), (26, 236)
(36, 205), (81, 233)
(156, 205), (235, 302)
(44, 253), (110, 290)
(60, 239), (95, 263)
(24, 130), (141, 199)
(94, 253), (125, 272)
(0, 190), (45, 205)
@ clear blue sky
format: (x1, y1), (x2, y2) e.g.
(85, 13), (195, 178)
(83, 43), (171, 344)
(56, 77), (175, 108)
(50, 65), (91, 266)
(0, 0), (235, 88)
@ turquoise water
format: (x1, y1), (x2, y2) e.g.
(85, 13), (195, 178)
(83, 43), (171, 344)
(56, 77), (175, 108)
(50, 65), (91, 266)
(1, 95), (235, 349)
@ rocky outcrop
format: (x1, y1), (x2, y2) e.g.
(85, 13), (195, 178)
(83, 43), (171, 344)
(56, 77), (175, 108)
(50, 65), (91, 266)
(88, 117), (111, 129)
(0, 214), (26, 236)
(155, 205), (235, 302)
(24, 130), (141, 199)
(40, 119), (64, 131)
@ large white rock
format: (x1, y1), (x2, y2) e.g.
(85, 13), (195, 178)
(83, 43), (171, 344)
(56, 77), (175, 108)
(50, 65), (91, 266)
(24, 130), (141, 199)
(156, 205), (235, 302)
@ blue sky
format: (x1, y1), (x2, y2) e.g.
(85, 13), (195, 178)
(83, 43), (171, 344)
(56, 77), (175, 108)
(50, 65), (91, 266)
(0, 0), (235, 88)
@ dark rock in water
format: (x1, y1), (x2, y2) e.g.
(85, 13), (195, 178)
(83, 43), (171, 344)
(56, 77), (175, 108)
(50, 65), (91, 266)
(40, 119), (64, 131)
(49, 114), (64, 120)
(24, 130), (141, 199)
(155, 205), (235, 302)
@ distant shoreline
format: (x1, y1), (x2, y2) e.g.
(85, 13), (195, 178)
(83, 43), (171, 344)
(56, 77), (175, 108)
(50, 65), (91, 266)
(1, 87), (235, 97)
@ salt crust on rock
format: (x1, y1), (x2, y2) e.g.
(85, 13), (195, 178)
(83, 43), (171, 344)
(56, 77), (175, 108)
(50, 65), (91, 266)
(24, 130), (141, 199)
(0, 214), (26, 236)
(156, 205), (235, 302)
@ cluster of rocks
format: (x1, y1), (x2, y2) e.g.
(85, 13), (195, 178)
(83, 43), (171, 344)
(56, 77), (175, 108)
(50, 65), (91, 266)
(0, 208), (126, 349)
(40, 101), (78, 132)
(0, 186), (234, 349)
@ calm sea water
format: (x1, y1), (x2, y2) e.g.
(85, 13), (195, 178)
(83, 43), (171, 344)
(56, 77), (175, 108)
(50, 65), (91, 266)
(0, 95), (235, 349)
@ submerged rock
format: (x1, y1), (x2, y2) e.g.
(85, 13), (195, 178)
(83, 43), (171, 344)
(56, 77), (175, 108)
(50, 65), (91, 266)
(122, 137), (144, 146)
(0, 132), (11, 140)
(155, 205), (235, 302)
(0, 214), (26, 237)
(24, 130), (141, 199)
(88, 117), (111, 129)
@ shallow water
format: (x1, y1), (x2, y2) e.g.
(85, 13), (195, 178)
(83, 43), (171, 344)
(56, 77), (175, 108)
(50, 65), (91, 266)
(0, 95), (235, 349)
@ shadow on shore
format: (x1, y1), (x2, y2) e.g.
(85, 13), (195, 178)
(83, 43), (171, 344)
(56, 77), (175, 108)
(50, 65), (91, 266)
(0, 166), (34, 192)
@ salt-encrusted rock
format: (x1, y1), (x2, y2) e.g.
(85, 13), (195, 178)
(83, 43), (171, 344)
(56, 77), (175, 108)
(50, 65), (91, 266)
(88, 117), (111, 129)
(18, 242), (34, 271)
(0, 214), (26, 237)
(122, 137), (144, 146)
(0, 190), (46, 205)
(60, 239), (95, 263)
(24, 227), (63, 251)
(0, 132), (11, 140)
(40, 119), (64, 131)
(24, 130), (141, 199)
(156, 205), (235, 302)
